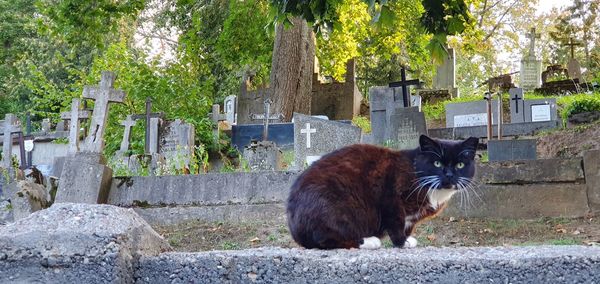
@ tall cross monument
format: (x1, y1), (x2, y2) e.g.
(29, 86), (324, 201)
(81, 71), (126, 153)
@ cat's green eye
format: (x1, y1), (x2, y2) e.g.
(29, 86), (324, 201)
(456, 162), (465, 169)
(434, 161), (442, 168)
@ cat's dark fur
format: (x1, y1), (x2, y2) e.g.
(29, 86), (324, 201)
(287, 135), (479, 249)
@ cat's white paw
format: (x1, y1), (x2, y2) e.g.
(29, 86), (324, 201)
(404, 236), (418, 248)
(359, 236), (382, 250)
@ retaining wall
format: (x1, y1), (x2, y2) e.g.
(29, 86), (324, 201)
(108, 152), (600, 225)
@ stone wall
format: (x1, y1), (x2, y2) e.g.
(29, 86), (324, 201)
(108, 152), (600, 225)
(310, 59), (362, 120)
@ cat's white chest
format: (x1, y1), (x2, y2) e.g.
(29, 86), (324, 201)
(428, 189), (456, 209)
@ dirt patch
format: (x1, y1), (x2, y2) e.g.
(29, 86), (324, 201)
(537, 121), (600, 159)
(154, 216), (600, 252)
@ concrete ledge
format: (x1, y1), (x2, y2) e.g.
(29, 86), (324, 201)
(476, 158), (584, 184)
(584, 150), (600, 213)
(134, 204), (287, 226)
(109, 171), (300, 207)
(429, 120), (560, 139)
(135, 246), (600, 283)
(444, 184), (590, 218)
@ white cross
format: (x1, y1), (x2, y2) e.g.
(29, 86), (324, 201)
(300, 123), (316, 148)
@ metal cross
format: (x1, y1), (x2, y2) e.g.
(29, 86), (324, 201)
(511, 94), (522, 113)
(388, 68), (422, 107)
(249, 99), (283, 141)
(131, 97), (164, 154)
(564, 37), (581, 59)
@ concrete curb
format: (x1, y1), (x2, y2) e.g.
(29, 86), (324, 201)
(135, 246), (600, 283)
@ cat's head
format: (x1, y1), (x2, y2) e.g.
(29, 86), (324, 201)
(413, 135), (479, 191)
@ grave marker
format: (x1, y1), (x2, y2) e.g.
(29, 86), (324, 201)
(2, 114), (20, 169)
(384, 107), (427, 150)
(249, 99), (283, 141)
(524, 99), (557, 123)
(131, 97), (164, 155)
(224, 95), (237, 124)
(117, 115), (136, 156)
(81, 71), (126, 153)
(445, 100), (499, 128)
(293, 113), (361, 168)
(520, 28), (542, 89)
(564, 37), (582, 81)
(159, 119), (195, 170)
(62, 98), (91, 154)
(433, 48), (458, 97)
(388, 68), (422, 108)
(509, 88), (525, 123)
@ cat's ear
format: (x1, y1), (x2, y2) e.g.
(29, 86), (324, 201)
(462, 137), (479, 151)
(419, 135), (441, 153)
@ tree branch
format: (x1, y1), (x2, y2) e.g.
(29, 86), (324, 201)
(482, 0), (519, 42)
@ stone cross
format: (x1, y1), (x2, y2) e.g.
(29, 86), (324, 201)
(62, 98), (91, 154)
(131, 97), (164, 154)
(41, 119), (51, 133)
(564, 37), (581, 59)
(388, 68), (421, 108)
(525, 28), (541, 58)
(300, 123), (316, 148)
(249, 99), (283, 141)
(81, 71), (126, 153)
(117, 115), (137, 155)
(2, 114), (21, 169)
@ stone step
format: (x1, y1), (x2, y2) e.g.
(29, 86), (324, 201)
(136, 246), (600, 283)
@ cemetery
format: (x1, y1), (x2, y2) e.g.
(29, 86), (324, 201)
(2, 0), (600, 282)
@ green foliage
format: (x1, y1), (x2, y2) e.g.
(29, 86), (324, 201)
(560, 94), (600, 122)
(352, 116), (372, 133)
(74, 41), (214, 157)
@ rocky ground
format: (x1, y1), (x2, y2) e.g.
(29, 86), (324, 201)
(154, 215), (600, 252)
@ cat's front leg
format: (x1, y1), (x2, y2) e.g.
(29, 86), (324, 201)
(403, 224), (418, 248)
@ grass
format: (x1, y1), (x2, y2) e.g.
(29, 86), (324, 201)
(155, 216), (600, 252)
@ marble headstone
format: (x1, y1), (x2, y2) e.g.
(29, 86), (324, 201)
(293, 113), (361, 169)
(445, 100), (499, 128)
(384, 107), (427, 150)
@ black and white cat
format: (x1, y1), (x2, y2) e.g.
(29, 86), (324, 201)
(287, 135), (479, 249)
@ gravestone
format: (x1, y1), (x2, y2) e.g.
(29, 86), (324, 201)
(509, 88), (525, 123)
(237, 77), (271, 125)
(61, 98), (91, 154)
(445, 100), (499, 128)
(243, 140), (282, 171)
(131, 97), (164, 154)
(488, 139), (537, 161)
(232, 123), (294, 150)
(433, 48), (458, 97)
(81, 71), (126, 153)
(524, 99), (557, 122)
(369, 87), (404, 144)
(117, 115), (136, 156)
(41, 119), (51, 133)
(224, 95), (237, 125)
(159, 119), (195, 170)
(384, 107), (427, 150)
(55, 72), (124, 204)
(1, 114), (20, 170)
(520, 28), (542, 90)
(293, 113), (361, 168)
(564, 37), (582, 81)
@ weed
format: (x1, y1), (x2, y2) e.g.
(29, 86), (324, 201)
(549, 238), (580, 245)
(221, 241), (240, 250)
(352, 116), (372, 133)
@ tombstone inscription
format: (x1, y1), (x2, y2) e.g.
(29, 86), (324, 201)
(384, 107), (427, 150)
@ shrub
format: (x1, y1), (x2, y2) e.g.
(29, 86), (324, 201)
(560, 95), (600, 122)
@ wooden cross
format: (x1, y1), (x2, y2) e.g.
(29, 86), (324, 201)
(388, 68), (422, 107)
(525, 28), (541, 57)
(131, 97), (164, 154)
(249, 99), (283, 141)
(564, 37), (581, 59)
(81, 71), (126, 153)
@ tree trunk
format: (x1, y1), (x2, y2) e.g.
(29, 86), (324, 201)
(269, 17), (315, 121)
